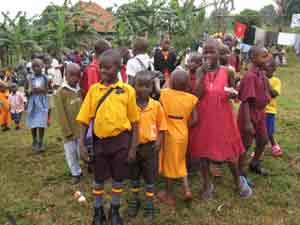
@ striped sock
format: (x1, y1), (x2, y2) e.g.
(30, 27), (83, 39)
(93, 181), (104, 208)
(131, 180), (140, 200)
(111, 180), (123, 206)
(145, 184), (155, 204)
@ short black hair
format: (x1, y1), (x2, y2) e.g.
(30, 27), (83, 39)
(133, 37), (149, 53)
(100, 49), (122, 67)
(95, 39), (112, 56)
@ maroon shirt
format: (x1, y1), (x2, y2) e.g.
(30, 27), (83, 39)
(238, 65), (270, 142)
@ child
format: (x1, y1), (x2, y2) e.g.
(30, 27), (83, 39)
(189, 39), (251, 200)
(158, 70), (198, 206)
(265, 58), (283, 156)
(76, 49), (139, 225)
(126, 37), (152, 85)
(54, 63), (82, 185)
(8, 83), (26, 130)
(128, 70), (167, 220)
(0, 81), (11, 131)
(26, 58), (49, 153)
(238, 46), (271, 177)
(187, 52), (202, 94)
(154, 35), (177, 87)
(223, 34), (241, 73)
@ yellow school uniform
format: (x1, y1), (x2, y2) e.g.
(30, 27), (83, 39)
(159, 88), (198, 178)
(265, 76), (281, 114)
(138, 98), (167, 144)
(76, 81), (139, 138)
(0, 90), (12, 126)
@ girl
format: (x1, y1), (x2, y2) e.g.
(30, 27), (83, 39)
(190, 39), (252, 200)
(26, 58), (49, 153)
(158, 70), (198, 206)
(187, 52), (202, 95)
(8, 83), (26, 130)
(0, 81), (11, 131)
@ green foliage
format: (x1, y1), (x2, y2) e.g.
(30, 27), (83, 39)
(259, 4), (277, 26)
(235, 9), (262, 26)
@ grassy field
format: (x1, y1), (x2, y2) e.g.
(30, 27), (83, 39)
(1, 54), (300, 225)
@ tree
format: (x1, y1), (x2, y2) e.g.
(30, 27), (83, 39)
(0, 12), (38, 64)
(235, 9), (262, 26)
(260, 4), (277, 26)
(275, 0), (300, 24)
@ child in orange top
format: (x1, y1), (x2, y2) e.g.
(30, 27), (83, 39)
(128, 70), (167, 220)
(158, 70), (198, 206)
(0, 81), (11, 131)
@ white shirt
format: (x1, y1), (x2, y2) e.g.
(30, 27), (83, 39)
(126, 54), (152, 78)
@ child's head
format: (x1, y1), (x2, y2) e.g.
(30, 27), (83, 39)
(188, 52), (203, 72)
(170, 69), (189, 91)
(119, 47), (131, 65)
(219, 44), (231, 66)
(65, 63), (81, 87)
(10, 83), (18, 93)
(43, 54), (52, 69)
(100, 49), (122, 84)
(223, 34), (234, 50)
(95, 39), (112, 56)
(203, 38), (220, 70)
(265, 58), (277, 78)
(249, 46), (269, 69)
(161, 34), (171, 51)
(32, 58), (44, 75)
(133, 37), (149, 56)
(134, 70), (153, 100)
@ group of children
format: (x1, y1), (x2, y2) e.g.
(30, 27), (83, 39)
(0, 34), (283, 225)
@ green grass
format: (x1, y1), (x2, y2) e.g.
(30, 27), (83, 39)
(1, 54), (300, 225)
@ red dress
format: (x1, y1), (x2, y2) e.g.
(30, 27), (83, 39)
(190, 66), (244, 162)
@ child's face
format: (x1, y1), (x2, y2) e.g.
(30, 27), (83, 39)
(135, 77), (153, 100)
(253, 49), (269, 69)
(11, 86), (17, 93)
(100, 59), (119, 84)
(161, 39), (171, 51)
(203, 44), (219, 70)
(188, 56), (202, 71)
(219, 46), (230, 66)
(32, 60), (44, 74)
(224, 36), (234, 49)
(66, 73), (80, 87)
(265, 60), (276, 78)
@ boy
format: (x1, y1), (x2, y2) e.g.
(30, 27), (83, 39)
(126, 37), (152, 85)
(158, 70), (198, 206)
(8, 83), (26, 130)
(265, 58), (283, 156)
(238, 46), (271, 177)
(187, 52), (202, 95)
(80, 39), (112, 98)
(128, 70), (167, 220)
(54, 63), (82, 185)
(76, 49), (139, 225)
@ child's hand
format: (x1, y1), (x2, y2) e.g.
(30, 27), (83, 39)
(79, 141), (90, 162)
(127, 147), (137, 163)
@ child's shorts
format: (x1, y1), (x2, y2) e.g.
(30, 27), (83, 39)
(129, 141), (157, 184)
(239, 110), (268, 148)
(266, 113), (276, 137)
(93, 131), (130, 182)
(11, 112), (22, 124)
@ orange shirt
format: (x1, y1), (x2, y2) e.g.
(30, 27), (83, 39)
(138, 98), (167, 144)
(160, 88), (198, 141)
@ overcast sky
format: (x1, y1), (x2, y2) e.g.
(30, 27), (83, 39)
(1, 0), (275, 18)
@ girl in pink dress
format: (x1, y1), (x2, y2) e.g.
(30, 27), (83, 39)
(190, 39), (252, 200)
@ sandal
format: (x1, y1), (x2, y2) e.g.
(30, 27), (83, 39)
(249, 161), (269, 176)
(272, 145), (283, 157)
(239, 176), (253, 199)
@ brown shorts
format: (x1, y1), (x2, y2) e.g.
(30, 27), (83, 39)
(129, 142), (157, 184)
(93, 131), (130, 182)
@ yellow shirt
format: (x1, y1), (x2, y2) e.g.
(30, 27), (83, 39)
(138, 98), (167, 144)
(265, 77), (281, 114)
(76, 80), (139, 138)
